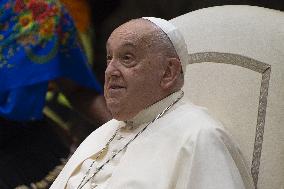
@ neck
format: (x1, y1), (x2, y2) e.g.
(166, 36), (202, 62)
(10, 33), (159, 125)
(120, 90), (184, 129)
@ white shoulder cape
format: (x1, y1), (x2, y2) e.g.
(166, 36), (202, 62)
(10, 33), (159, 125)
(50, 100), (254, 189)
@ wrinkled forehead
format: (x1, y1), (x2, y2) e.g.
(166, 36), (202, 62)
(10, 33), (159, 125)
(107, 19), (158, 49)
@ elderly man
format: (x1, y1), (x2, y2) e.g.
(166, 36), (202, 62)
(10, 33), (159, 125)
(50, 17), (254, 189)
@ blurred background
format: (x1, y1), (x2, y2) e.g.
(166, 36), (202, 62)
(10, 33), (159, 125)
(80, 0), (283, 84)
(0, 0), (282, 188)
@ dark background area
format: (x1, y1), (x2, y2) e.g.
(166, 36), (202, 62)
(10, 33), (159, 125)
(88, 0), (283, 84)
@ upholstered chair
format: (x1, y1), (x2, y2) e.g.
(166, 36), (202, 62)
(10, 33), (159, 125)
(171, 5), (284, 189)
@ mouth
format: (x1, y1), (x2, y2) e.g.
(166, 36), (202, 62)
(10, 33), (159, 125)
(109, 85), (125, 89)
(107, 84), (126, 93)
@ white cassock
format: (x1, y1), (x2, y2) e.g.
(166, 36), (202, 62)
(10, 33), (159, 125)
(50, 90), (254, 189)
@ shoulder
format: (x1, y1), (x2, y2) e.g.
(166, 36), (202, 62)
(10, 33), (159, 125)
(174, 100), (239, 151)
(153, 99), (232, 151)
(78, 119), (121, 148)
(166, 99), (225, 134)
(50, 119), (122, 188)
(68, 119), (122, 160)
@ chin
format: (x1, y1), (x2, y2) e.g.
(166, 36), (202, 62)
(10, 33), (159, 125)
(112, 115), (124, 121)
(106, 102), (123, 120)
(111, 111), (128, 121)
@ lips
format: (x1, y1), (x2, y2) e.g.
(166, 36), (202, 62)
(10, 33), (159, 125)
(109, 85), (125, 89)
(107, 84), (126, 96)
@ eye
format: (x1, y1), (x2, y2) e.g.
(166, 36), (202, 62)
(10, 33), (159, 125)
(121, 53), (135, 64)
(106, 54), (112, 65)
(122, 54), (132, 61)
(120, 53), (136, 67)
(106, 54), (112, 60)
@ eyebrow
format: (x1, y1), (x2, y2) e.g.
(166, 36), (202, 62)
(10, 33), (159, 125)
(106, 41), (137, 50)
(121, 42), (136, 48)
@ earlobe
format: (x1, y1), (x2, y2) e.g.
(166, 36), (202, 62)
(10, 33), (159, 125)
(160, 58), (181, 90)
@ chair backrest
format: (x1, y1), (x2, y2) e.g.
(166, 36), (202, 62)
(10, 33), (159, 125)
(170, 5), (284, 189)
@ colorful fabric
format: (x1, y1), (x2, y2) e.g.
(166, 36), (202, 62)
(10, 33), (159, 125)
(0, 0), (102, 121)
(60, 0), (92, 32)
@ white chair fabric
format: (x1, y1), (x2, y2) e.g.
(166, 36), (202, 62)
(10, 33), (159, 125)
(170, 5), (284, 189)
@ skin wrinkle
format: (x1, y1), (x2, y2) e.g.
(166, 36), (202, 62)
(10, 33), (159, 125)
(104, 19), (183, 121)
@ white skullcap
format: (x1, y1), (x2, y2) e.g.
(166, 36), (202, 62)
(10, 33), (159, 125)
(143, 17), (188, 74)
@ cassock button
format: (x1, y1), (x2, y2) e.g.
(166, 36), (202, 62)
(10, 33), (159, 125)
(116, 134), (124, 140)
(91, 182), (98, 188)
(112, 149), (118, 155)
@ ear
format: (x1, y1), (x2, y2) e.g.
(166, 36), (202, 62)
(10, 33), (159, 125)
(160, 58), (182, 90)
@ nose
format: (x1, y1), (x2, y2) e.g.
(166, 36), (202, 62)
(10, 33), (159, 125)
(105, 59), (121, 79)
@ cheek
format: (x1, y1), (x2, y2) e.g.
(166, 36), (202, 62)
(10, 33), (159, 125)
(103, 80), (109, 97)
(129, 72), (161, 94)
(140, 66), (162, 84)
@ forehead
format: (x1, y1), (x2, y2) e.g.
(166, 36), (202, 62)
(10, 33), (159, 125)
(107, 20), (157, 50)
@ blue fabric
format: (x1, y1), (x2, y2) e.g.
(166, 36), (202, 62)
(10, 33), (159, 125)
(0, 82), (48, 121)
(0, 0), (102, 121)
